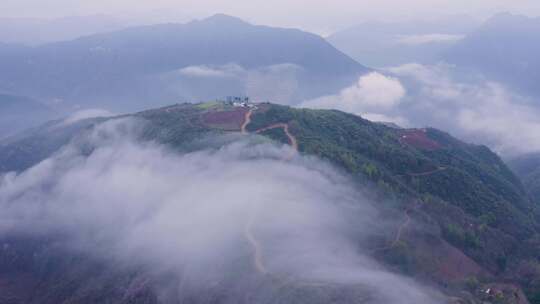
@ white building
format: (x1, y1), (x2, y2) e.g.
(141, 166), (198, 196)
(226, 96), (251, 107)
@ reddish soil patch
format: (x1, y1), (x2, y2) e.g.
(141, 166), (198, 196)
(407, 233), (486, 283)
(435, 241), (485, 282)
(202, 108), (249, 130)
(399, 129), (442, 151)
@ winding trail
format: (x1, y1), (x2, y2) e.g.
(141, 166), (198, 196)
(240, 109), (300, 275)
(407, 167), (447, 177)
(392, 205), (414, 247)
(244, 207), (268, 275)
(240, 108), (269, 275)
(375, 166), (448, 251)
(241, 109), (253, 134)
(372, 202), (419, 253)
(371, 166), (447, 252)
(240, 109), (298, 152)
(255, 123), (299, 152)
(238, 108), (422, 287)
(395, 167), (447, 178)
(239, 109), (425, 271)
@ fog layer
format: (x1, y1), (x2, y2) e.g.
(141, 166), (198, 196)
(302, 64), (540, 156)
(0, 118), (441, 303)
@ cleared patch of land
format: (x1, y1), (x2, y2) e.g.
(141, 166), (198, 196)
(202, 107), (249, 131)
(399, 129), (443, 150)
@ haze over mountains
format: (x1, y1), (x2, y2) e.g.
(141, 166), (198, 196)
(0, 102), (536, 303)
(3, 6), (540, 304)
(0, 94), (57, 138)
(327, 15), (480, 67)
(328, 12), (540, 98)
(0, 15), (125, 45)
(0, 14), (367, 112)
(1, 12), (539, 149)
(312, 12), (540, 159)
(444, 13), (540, 97)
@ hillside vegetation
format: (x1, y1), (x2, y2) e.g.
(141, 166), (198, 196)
(1, 102), (539, 303)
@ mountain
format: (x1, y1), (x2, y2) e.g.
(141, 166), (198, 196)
(0, 93), (57, 139)
(509, 153), (540, 204)
(0, 101), (538, 303)
(0, 14), (368, 111)
(327, 16), (479, 67)
(444, 13), (540, 96)
(0, 15), (125, 45)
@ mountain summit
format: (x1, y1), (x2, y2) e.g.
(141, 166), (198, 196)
(444, 13), (540, 96)
(0, 102), (537, 303)
(194, 13), (251, 26)
(0, 15), (368, 111)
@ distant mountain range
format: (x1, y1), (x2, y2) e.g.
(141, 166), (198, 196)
(2, 12), (540, 304)
(327, 12), (540, 184)
(444, 13), (540, 96)
(509, 153), (540, 205)
(328, 12), (540, 99)
(0, 94), (57, 139)
(327, 16), (479, 67)
(0, 15), (125, 45)
(0, 14), (368, 111)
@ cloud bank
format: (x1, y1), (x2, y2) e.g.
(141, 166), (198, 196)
(0, 118), (441, 303)
(164, 63), (304, 104)
(63, 108), (114, 125)
(300, 72), (407, 125)
(389, 63), (540, 156)
(177, 64), (244, 78)
(300, 64), (540, 156)
(395, 34), (465, 45)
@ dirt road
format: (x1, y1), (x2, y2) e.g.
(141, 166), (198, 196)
(395, 167), (447, 178)
(244, 209), (268, 275)
(240, 111), (300, 275)
(372, 202), (419, 253)
(240, 110), (298, 152)
(255, 123), (298, 152)
(241, 110), (252, 134)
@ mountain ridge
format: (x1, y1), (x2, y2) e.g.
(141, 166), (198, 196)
(0, 93), (58, 139)
(0, 102), (538, 303)
(0, 14), (368, 111)
(443, 13), (540, 96)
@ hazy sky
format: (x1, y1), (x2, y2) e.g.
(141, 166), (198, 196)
(2, 0), (540, 33)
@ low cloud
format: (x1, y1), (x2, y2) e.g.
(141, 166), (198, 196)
(162, 63), (304, 104)
(177, 64), (244, 78)
(246, 63), (303, 103)
(387, 63), (540, 156)
(63, 108), (114, 125)
(395, 34), (465, 45)
(300, 63), (540, 156)
(300, 72), (406, 124)
(0, 118), (441, 303)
